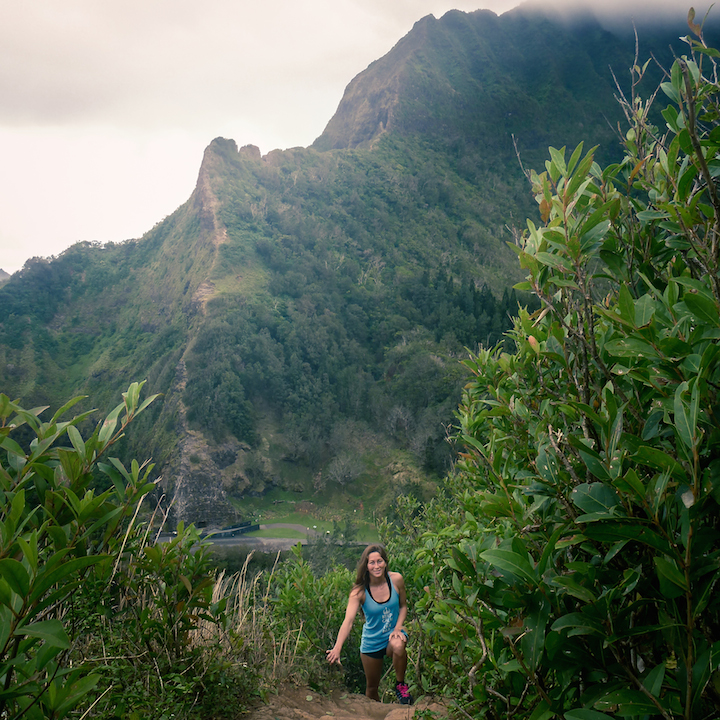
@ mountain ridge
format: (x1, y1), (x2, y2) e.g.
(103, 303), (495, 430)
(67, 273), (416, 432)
(1, 5), (714, 527)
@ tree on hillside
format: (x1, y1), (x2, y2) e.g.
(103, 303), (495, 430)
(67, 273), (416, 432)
(399, 15), (720, 720)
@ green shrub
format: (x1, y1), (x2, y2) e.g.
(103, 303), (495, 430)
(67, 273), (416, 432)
(270, 544), (365, 692)
(410, 24), (720, 720)
(0, 382), (251, 719)
(0, 382), (158, 719)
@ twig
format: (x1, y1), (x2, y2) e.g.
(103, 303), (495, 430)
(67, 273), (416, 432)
(77, 686), (113, 720)
(109, 490), (147, 586)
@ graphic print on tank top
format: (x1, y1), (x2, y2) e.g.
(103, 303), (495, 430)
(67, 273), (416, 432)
(380, 606), (393, 634)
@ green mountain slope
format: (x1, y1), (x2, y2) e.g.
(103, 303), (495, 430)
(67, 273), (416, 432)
(314, 5), (696, 166)
(0, 5), (710, 527)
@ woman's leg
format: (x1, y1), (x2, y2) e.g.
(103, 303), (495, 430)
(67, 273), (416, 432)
(360, 653), (384, 701)
(387, 635), (407, 682)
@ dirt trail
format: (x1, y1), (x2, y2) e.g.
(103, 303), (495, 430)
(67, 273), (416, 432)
(241, 685), (448, 720)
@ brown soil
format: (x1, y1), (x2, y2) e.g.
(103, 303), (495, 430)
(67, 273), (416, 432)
(241, 685), (449, 720)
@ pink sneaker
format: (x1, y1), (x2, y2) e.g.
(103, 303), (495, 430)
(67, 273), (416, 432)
(395, 681), (413, 705)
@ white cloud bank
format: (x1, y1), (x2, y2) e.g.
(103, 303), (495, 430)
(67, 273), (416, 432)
(0, 0), (709, 274)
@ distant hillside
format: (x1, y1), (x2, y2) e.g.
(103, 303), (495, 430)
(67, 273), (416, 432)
(0, 5), (711, 527)
(0, 269), (9, 285)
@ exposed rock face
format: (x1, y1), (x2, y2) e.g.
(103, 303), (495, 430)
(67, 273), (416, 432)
(313, 15), (439, 150)
(169, 430), (242, 528)
(313, 6), (718, 164)
(239, 144), (261, 160)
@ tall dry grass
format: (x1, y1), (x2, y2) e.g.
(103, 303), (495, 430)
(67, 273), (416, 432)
(190, 551), (312, 689)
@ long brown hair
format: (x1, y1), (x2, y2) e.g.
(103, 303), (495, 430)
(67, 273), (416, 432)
(353, 543), (389, 590)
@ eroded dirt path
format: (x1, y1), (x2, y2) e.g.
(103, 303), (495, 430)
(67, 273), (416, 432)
(241, 685), (448, 720)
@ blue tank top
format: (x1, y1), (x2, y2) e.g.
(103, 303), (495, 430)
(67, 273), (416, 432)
(360, 576), (400, 653)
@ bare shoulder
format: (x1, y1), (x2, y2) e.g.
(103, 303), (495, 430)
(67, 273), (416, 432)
(389, 571), (405, 588)
(349, 585), (365, 603)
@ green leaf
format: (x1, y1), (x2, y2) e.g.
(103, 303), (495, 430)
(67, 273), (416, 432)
(15, 619), (70, 649)
(616, 468), (644, 502)
(538, 523), (572, 575)
(633, 446), (685, 481)
(674, 381), (697, 450)
(579, 451), (610, 480)
(536, 251), (572, 273)
(617, 284), (635, 325)
(49, 395), (87, 424)
(642, 410), (663, 440)
(29, 555), (106, 604)
(684, 292), (720, 326)
(0, 606), (12, 654)
(678, 163), (699, 201)
(480, 548), (536, 585)
(521, 598), (550, 671)
(604, 337), (657, 358)
(53, 673), (101, 715)
(1, 435), (27, 460)
(654, 556), (687, 598)
(636, 210), (670, 221)
(564, 710), (614, 720)
(0, 558), (30, 597)
(643, 663), (665, 697)
(551, 576), (597, 603)
(583, 522), (671, 554)
(451, 548), (476, 579)
(66, 425), (86, 458)
(549, 146), (567, 177)
(566, 142), (585, 176)
(594, 688), (659, 716)
(691, 646), (713, 715)
(570, 483), (620, 516)
(536, 446), (559, 484)
(552, 612), (604, 636)
(98, 402), (124, 446)
(17, 533), (38, 573)
(603, 540), (629, 564)
(529, 700), (554, 720)
(634, 295), (655, 327)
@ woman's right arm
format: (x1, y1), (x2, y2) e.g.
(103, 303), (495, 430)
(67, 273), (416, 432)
(326, 587), (363, 664)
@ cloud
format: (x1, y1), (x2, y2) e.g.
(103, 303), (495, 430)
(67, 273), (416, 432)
(0, 1), (489, 129)
(0, 0), (710, 274)
(516, 0), (713, 27)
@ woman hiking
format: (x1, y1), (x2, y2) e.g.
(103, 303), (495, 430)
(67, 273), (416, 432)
(326, 544), (412, 705)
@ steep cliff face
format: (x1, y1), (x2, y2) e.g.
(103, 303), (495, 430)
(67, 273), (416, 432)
(313, 6), (711, 167)
(313, 9), (614, 153)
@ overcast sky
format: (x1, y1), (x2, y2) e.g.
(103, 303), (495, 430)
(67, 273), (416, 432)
(0, 0), (704, 275)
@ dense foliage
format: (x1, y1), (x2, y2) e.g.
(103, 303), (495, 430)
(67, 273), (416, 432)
(383, 20), (720, 720)
(0, 384), (250, 719)
(182, 137), (530, 467)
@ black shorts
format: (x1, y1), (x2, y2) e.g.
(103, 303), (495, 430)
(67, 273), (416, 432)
(361, 646), (388, 659)
(361, 631), (408, 659)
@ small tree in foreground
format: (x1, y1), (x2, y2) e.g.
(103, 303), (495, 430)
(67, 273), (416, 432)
(0, 383), (250, 719)
(0, 382), (159, 718)
(414, 14), (720, 720)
